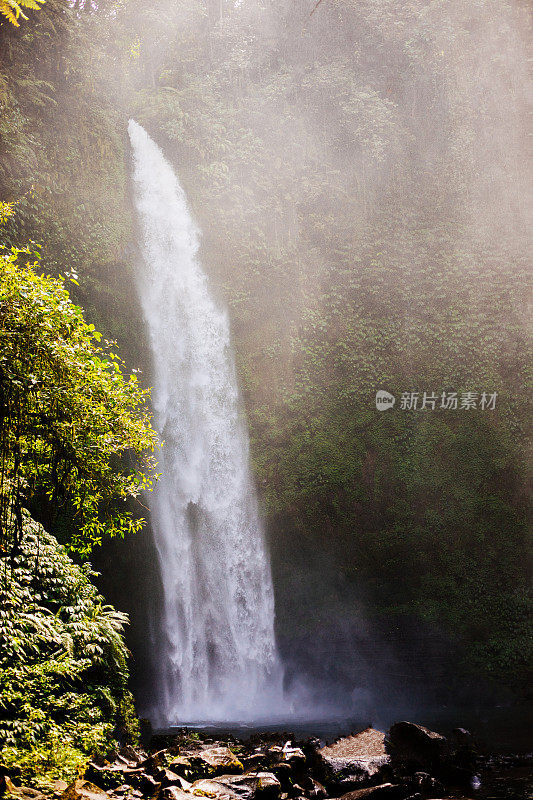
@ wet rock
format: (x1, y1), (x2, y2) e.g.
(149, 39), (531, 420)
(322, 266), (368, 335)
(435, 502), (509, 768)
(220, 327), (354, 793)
(242, 756), (267, 773)
(85, 766), (144, 792)
(269, 765), (292, 792)
(117, 749), (146, 769)
(288, 786), (304, 798)
(1, 777), (45, 800)
(281, 748), (306, 770)
(153, 771), (183, 789)
(188, 748), (243, 779)
(161, 789), (191, 800)
(167, 759), (193, 780)
(406, 772), (444, 796)
(318, 729), (391, 790)
(191, 772), (280, 800)
(299, 779), (325, 800)
(140, 774), (161, 798)
(337, 784), (410, 799)
(60, 780), (110, 800)
(191, 777), (242, 800)
(139, 753), (170, 775)
(384, 723), (448, 773)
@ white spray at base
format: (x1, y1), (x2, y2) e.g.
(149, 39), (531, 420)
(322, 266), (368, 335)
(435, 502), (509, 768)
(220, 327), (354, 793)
(128, 120), (285, 723)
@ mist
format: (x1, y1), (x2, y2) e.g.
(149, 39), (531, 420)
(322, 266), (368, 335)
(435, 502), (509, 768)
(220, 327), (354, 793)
(1, 0), (531, 734)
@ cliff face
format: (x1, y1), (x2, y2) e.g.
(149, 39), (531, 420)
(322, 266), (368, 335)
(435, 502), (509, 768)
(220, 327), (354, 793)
(1, 0), (531, 705)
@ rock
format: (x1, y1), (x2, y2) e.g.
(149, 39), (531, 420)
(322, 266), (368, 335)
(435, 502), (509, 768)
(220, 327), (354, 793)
(452, 729), (473, 748)
(407, 772), (444, 796)
(117, 748), (146, 768)
(268, 765), (292, 792)
(167, 759), (193, 779)
(384, 723), (448, 773)
(139, 752), (170, 775)
(140, 774), (161, 798)
(154, 771), (183, 789)
(191, 772), (280, 800)
(318, 729), (391, 790)
(253, 774), (282, 799)
(60, 780), (110, 800)
(266, 749), (283, 766)
(85, 763), (144, 791)
(191, 777), (241, 800)
(241, 756), (266, 772)
(53, 782), (69, 798)
(188, 748), (243, 779)
(161, 789), (192, 800)
(337, 785), (409, 800)
(1, 778), (45, 800)
(281, 748), (306, 770)
(299, 779), (325, 800)
(154, 772), (191, 793)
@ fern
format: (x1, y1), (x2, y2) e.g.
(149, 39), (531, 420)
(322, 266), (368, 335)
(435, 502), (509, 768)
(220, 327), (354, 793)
(0, 0), (45, 27)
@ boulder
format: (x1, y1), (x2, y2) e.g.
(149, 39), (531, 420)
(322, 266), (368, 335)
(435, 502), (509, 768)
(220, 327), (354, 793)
(1, 777), (45, 800)
(139, 753), (170, 775)
(281, 748), (306, 770)
(167, 759), (193, 780)
(188, 748), (243, 779)
(85, 763), (144, 791)
(161, 789), (192, 800)
(191, 772), (280, 800)
(318, 729), (391, 790)
(338, 785), (413, 800)
(154, 771), (185, 790)
(299, 779), (325, 800)
(241, 756), (266, 773)
(140, 774), (161, 798)
(268, 765), (291, 792)
(116, 749), (146, 768)
(60, 780), (110, 800)
(406, 772), (444, 796)
(384, 723), (447, 773)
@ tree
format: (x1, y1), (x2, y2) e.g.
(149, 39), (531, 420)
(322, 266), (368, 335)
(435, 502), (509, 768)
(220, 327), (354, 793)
(0, 207), (158, 557)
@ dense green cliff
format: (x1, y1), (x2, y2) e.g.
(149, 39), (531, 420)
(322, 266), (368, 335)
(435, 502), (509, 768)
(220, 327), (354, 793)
(0, 0), (531, 704)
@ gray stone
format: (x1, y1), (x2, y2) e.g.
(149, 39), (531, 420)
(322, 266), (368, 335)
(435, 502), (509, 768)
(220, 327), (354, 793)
(191, 772), (280, 800)
(60, 780), (110, 800)
(384, 722), (448, 772)
(318, 729), (391, 790)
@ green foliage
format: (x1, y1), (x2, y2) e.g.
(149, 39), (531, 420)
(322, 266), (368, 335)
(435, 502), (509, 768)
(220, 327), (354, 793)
(0, 513), (138, 786)
(0, 235), (157, 555)
(0, 0), (530, 700)
(0, 0), (44, 28)
(117, 0), (532, 694)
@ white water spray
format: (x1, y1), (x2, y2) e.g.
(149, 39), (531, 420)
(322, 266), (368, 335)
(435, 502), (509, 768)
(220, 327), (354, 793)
(128, 120), (284, 723)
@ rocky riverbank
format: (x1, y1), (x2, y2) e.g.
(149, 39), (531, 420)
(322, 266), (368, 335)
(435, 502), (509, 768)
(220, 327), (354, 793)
(2, 723), (532, 800)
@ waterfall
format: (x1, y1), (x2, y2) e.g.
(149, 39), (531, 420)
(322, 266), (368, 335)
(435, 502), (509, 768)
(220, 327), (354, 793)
(128, 120), (283, 723)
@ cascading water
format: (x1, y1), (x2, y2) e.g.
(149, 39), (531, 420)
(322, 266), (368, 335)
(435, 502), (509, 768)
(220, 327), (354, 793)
(128, 120), (284, 724)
